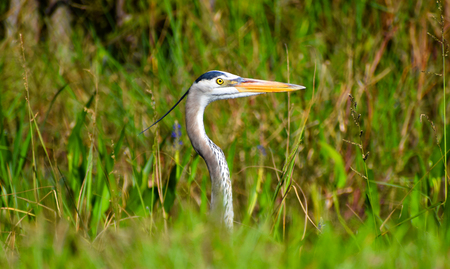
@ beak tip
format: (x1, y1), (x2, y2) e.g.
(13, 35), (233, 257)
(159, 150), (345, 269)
(290, 84), (306, 90)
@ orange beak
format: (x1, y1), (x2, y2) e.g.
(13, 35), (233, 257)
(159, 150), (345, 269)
(235, 78), (305, 93)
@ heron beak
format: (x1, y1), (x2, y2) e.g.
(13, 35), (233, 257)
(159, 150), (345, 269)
(235, 78), (305, 93)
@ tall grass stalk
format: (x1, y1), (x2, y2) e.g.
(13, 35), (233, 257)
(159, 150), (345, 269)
(348, 95), (377, 237)
(20, 34), (61, 216)
(272, 60), (317, 237)
(283, 44), (291, 240)
(440, 0), (448, 204)
(19, 34), (38, 205)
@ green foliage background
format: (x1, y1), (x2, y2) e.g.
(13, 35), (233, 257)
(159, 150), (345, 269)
(0, 0), (449, 267)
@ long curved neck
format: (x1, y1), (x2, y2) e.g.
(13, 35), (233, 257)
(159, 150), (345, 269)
(185, 91), (233, 229)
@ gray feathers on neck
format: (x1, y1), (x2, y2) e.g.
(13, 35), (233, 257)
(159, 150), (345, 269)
(185, 90), (234, 229)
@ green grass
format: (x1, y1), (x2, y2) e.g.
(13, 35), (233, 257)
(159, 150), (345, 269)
(1, 0), (450, 267)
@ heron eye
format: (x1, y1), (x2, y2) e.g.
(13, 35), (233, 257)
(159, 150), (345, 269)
(216, 78), (224, 85)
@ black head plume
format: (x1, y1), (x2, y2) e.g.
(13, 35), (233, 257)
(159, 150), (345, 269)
(139, 90), (190, 135)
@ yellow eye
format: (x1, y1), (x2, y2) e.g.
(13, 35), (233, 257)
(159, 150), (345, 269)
(216, 78), (224, 85)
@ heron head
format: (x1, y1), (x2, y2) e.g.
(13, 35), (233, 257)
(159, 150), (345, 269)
(190, 70), (305, 103)
(140, 70), (305, 134)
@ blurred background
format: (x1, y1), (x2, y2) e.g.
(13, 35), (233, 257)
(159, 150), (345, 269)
(0, 0), (449, 267)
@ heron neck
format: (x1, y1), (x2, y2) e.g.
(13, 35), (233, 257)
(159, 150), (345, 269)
(185, 92), (234, 229)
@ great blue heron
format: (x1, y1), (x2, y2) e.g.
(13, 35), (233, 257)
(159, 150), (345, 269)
(142, 71), (305, 229)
